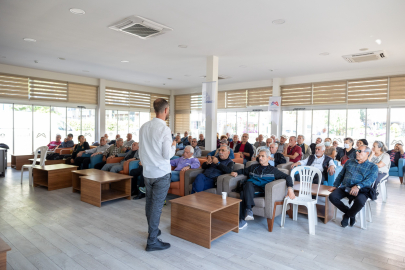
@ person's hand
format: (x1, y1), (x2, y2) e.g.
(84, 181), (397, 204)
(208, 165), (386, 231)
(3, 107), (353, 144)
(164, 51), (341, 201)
(327, 166), (335, 176)
(212, 157), (219, 164)
(70, 159), (74, 164)
(269, 156), (274, 161)
(350, 186), (359, 196)
(172, 140), (176, 147)
(230, 172), (238, 177)
(207, 156), (212, 164)
(139, 161), (142, 166)
(77, 151), (84, 157)
(239, 153), (244, 158)
(107, 156), (115, 159)
(287, 188), (296, 199)
(290, 163), (298, 169)
(328, 186), (336, 192)
(251, 156), (255, 161)
(181, 166), (191, 172)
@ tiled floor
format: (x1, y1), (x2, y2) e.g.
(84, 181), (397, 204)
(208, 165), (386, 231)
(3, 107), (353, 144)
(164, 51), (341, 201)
(1, 167), (405, 270)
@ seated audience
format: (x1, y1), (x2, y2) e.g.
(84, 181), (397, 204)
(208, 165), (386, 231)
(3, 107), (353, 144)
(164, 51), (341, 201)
(328, 145), (378, 228)
(297, 134), (311, 160)
(191, 145), (234, 193)
(252, 138), (272, 159)
(254, 134), (266, 148)
(183, 135), (193, 146)
(94, 138), (126, 169)
(283, 136), (302, 163)
(175, 135), (184, 151)
(47, 134), (62, 151)
(123, 133), (135, 149)
(181, 131), (189, 145)
(56, 133), (74, 149)
(70, 135), (90, 164)
(356, 139), (368, 149)
(101, 142), (139, 173)
(324, 137), (336, 159)
(255, 143), (286, 166)
(230, 134), (241, 150)
(337, 137), (356, 164)
(176, 137), (202, 158)
(387, 142), (405, 184)
(130, 161), (145, 200)
(170, 146), (200, 182)
(207, 139), (235, 159)
(234, 133), (254, 165)
(333, 140), (344, 160)
(271, 134), (277, 143)
(74, 137), (110, 169)
(230, 149), (295, 229)
(368, 141), (390, 188)
(108, 134), (121, 145)
(218, 135), (228, 148)
(226, 133), (232, 142)
(197, 134), (205, 147)
(277, 135), (288, 153)
(104, 133), (111, 143)
(310, 137), (322, 154)
(291, 143), (336, 184)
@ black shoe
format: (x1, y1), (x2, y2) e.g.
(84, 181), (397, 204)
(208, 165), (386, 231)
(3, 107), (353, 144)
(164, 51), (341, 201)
(145, 239), (170, 251)
(349, 217), (356, 227)
(133, 193), (145, 200)
(341, 214), (349, 228)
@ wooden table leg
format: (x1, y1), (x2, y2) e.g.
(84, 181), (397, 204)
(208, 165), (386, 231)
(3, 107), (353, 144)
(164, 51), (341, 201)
(81, 178), (101, 207)
(324, 196), (334, 224)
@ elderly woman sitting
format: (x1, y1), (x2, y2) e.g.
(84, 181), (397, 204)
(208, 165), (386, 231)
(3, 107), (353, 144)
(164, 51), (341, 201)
(169, 145), (200, 182)
(368, 141), (390, 188)
(387, 142), (405, 184)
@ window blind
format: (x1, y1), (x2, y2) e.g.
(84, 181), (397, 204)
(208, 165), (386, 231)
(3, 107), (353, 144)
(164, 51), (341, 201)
(218, 91), (226, 109)
(313, 81), (346, 105)
(226, 90), (247, 108)
(29, 78), (68, 101)
(175, 95), (191, 111)
(347, 77), (388, 104)
(106, 87), (151, 108)
(0, 73), (29, 100)
(389, 76), (405, 101)
(175, 113), (190, 134)
(68, 83), (98, 104)
(190, 95), (202, 110)
(281, 84), (312, 106)
(247, 87), (273, 106)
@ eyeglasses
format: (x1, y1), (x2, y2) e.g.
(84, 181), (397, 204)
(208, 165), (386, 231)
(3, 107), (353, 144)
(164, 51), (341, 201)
(242, 136), (248, 138)
(356, 149), (367, 153)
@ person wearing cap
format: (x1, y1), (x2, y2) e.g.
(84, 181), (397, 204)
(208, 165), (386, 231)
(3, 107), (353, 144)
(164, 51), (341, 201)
(291, 143), (336, 184)
(207, 139), (235, 159)
(283, 136), (302, 163)
(310, 137), (322, 155)
(297, 134), (312, 160)
(387, 142), (405, 184)
(356, 139), (368, 149)
(234, 133), (254, 165)
(254, 134), (266, 149)
(277, 135), (288, 153)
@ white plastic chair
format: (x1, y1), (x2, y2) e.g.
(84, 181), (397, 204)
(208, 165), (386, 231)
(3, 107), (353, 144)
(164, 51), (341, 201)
(21, 146), (48, 186)
(377, 174), (389, 203)
(281, 166), (322, 235)
(333, 198), (372, 229)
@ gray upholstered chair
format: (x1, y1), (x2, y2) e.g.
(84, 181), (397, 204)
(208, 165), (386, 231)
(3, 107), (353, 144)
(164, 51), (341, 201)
(221, 161), (292, 232)
(183, 163), (244, 195)
(201, 150), (212, 157)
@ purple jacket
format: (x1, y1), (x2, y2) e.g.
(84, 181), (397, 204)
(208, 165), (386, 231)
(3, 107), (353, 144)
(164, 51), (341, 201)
(170, 157), (200, 171)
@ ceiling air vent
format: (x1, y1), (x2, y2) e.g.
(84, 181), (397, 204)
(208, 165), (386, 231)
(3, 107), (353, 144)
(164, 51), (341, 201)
(342, 50), (387, 63)
(109, 16), (173, 39)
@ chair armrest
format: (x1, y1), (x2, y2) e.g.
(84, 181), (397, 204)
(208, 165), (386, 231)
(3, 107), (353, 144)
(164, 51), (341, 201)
(399, 158), (405, 177)
(325, 165), (343, 186)
(106, 157), (124, 164)
(277, 162), (293, 172)
(122, 160), (140, 175)
(60, 149), (72, 155)
(178, 170), (186, 196)
(264, 179), (287, 219)
(232, 157), (243, 164)
(222, 174), (247, 194)
(184, 169), (205, 195)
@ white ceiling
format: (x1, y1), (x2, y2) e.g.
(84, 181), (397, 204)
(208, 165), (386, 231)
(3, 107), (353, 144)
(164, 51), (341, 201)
(0, 0), (404, 90)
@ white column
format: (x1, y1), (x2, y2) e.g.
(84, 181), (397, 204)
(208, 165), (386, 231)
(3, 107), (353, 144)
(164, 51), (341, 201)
(271, 78), (282, 137)
(169, 90), (175, 132)
(98, 78), (106, 139)
(205, 56), (218, 151)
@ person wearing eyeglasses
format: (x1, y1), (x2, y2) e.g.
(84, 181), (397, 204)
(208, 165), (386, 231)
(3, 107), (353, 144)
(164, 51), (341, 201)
(328, 145), (378, 228)
(234, 133), (254, 165)
(207, 139), (235, 159)
(337, 137), (356, 165)
(368, 141), (390, 188)
(387, 142), (405, 184)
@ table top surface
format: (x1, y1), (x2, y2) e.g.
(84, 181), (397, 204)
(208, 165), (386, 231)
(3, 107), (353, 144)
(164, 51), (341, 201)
(79, 173), (132, 183)
(72, 169), (107, 175)
(33, 164), (78, 171)
(0, 237), (11, 252)
(293, 181), (331, 197)
(170, 192), (241, 213)
(11, 154), (34, 157)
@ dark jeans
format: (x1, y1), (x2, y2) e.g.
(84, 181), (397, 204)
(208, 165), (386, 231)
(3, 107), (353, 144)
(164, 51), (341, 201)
(239, 181), (264, 220)
(329, 187), (368, 218)
(294, 173), (325, 185)
(94, 161), (106, 170)
(144, 173), (171, 245)
(191, 174), (215, 193)
(74, 157), (91, 170)
(130, 166), (144, 195)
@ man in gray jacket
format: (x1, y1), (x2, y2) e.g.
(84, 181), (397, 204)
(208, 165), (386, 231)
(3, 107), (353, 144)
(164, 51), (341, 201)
(74, 137), (110, 169)
(175, 138), (202, 158)
(101, 142), (139, 173)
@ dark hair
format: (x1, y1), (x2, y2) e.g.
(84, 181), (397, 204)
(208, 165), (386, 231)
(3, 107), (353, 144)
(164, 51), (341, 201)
(358, 139), (368, 146)
(78, 135), (84, 141)
(344, 137), (354, 145)
(153, 98), (169, 114)
(67, 133), (73, 138)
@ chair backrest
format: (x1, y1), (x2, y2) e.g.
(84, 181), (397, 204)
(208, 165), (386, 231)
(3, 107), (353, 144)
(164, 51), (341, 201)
(290, 166), (322, 202)
(32, 146), (49, 166)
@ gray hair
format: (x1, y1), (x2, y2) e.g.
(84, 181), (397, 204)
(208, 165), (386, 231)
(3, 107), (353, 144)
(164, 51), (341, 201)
(363, 146), (372, 153)
(374, 141), (388, 152)
(220, 145), (230, 152)
(298, 134), (305, 140)
(117, 138), (124, 142)
(100, 136), (106, 140)
(316, 143), (325, 150)
(270, 142), (278, 148)
(185, 145), (194, 154)
(259, 149), (271, 157)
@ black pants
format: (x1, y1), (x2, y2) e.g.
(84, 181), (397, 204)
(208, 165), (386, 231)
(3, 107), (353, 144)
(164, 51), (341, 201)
(329, 187), (368, 218)
(239, 181), (264, 221)
(94, 161), (106, 170)
(294, 173), (325, 185)
(74, 157), (91, 170)
(130, 166), (144, 195)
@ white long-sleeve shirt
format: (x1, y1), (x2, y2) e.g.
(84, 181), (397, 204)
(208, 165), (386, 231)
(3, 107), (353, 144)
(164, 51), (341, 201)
(139, 117), (176, 178)
(299, 154), (335, 173)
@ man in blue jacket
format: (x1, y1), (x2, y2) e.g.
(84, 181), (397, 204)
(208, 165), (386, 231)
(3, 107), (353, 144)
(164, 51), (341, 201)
(207, 139), (235, 159)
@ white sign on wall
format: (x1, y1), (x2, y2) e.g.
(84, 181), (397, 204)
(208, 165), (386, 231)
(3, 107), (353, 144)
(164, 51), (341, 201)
(269, 96), (281, 137)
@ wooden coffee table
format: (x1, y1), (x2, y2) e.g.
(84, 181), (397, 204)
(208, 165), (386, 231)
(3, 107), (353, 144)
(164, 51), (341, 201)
(71, 169), (106, 193)
(11, 154), (34, 170)
(33, 164), (78, 191)
(293, 181), (333, 224)
(28, 158), (67, 166)
(0, 237), (11, 269)
(170, 192), (241, 249)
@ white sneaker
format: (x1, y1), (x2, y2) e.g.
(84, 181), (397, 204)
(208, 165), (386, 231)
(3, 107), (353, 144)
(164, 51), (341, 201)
(239, 220), (247, 229)
(245, 209), (254, 221)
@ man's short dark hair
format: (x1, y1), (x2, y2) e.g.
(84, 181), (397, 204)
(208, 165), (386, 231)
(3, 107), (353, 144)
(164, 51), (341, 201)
(153, 98), (169, 114)
(67, 133), (73, 138)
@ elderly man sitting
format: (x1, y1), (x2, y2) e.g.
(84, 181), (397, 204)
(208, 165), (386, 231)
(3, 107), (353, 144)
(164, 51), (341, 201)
(74, 137), (110, 170)
(230, 149), (296, 229)
(175, 135), (184, 151)
(170, 146), (200, 182)
(252, 138), (273, 159)
(291, 143), (336, 184)
(253, 142), (286, 166)
(328, 145), (378, 228)
(192, 145), (235, 193)
(207, 139), (235, 159)
(197, 134), (205, 147)
(123, 133), (135, 149)
(101, 142), (139, 173)
(176, 138), (202, 158)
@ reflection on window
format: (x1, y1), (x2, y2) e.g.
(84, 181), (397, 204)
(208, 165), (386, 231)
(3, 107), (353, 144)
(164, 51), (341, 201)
(329, 110), (346, 146)
(282, 111), (296, 138)
(82, 109), (95, 143)
(247, 112), (258, 144)
(297, 110), (312, 145)
(118, 111), (129, 138)
(51, 107), (66, 141)
(106, 110), (118, 139)
(67, 108), (81, 143)
(347, 109), (366, 144)
(390, 108), (405, 148)
(366, 108), (387, 146)
(237, 112), (247, 136)
(14, 105), (32, 154)
(312, 110), (329, 141)
(0, 104), (13, 160)
(33, 106), (50, 150)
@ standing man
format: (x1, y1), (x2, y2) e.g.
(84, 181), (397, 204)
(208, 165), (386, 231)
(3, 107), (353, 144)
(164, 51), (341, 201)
(139, 98), (175, 251)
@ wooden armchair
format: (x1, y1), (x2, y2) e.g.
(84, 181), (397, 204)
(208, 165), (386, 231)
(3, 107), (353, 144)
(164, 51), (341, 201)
(106, 157), (125, 164)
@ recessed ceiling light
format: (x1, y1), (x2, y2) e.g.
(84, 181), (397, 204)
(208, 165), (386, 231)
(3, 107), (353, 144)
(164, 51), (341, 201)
(23, 38), (36, 42)
(184, 75), (191, 77)
(167, 78), (172, 80)
(375, 39), (382, 45)
(70, 8), (85, 15)
(272, 19), (285, 25)
(121, 60), (129, 63)
(269, 69), (274, 72)
(82, 70), (89, 72)
(163, 83), (166, 85)
(178, 45), (187, 48)
(319, 52), (330, 56)
(34, 60), (39, 63)
(359, 48), (368, 51)
(239, 65), (247, 68)
(58, 57), (66, 60)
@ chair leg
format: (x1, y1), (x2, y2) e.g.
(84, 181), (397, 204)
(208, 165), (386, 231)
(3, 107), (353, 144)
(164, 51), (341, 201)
(400, 177), (403, 185)
(359, 207), (367, 230)
(367, 201), (372, 223)
(380, 182), (387, 203)
(20, 168), (24, 184)
(307, 204), (315, 235)
(267, 218), (275, 232)
(333, 206), (337, 221)
(293, 204), (298, 221)
(313, 203), (318, 226)
(28, 167), (33, 186)
(280, 200), (287, 228)
(287, 205), (293, 219)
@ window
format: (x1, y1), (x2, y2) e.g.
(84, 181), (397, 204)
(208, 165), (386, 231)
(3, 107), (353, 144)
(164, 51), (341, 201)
(329, 110), (346, 146)
(282, 111), (296, 138)
(129, 112), (140, 142)
(0, 104), (13, 160)
(247, 112), (259, 144)
(237, 112), (248, 136)
(33, 106), (50, 150)
(346, 109), (366, 143)
(312, 110), (329, 142)
(296, 110), (312, 145)
(226, 112), (237, 136)
(106, 110), (118, 139)
(366, 108), (387, 145)
(190, 111), (203, 138)
(67, 108), (81, 141)
(217, 113), (227, 137)
(14, 105), (32, 154)
(390, 108), (405, 148)
(51, 107), (66, 141)
(118, 111), (129, 137)
(82, 109), (95, 143)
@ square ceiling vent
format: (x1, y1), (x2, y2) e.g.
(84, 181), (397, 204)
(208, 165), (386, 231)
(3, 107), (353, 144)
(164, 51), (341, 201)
(109, 16), (173, 39)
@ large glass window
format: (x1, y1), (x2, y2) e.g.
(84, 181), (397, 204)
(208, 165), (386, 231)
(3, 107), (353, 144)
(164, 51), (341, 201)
(51, 107), (66, 141)
(312, 110), (329, 142)
(33, 106), (50, 150)
(82, 109), (96, 143)
(0, 104), (13, 160)
(226, 112), (237, 136)
(297, 110), (312, 145)
(237, 112), (248, 137)
(217, 113), (227, 136)
(106, 110), (118, 139)
(347, 109), (366, 144)
(282, 111), (296, 138)
(118, 111), (129, 138)
(259, 111), (272, 139)
(190, 111), (203, 138)
(390, 108), (405, 149)
(67, 108), (81, 142)
(366, 108), (387, 145)
(129, 112), (140, 141)
(14, 105), (32, 154)
(247, 112), (259, 144)
(329, 110), (346, 147)
(140, 112), (150, 130)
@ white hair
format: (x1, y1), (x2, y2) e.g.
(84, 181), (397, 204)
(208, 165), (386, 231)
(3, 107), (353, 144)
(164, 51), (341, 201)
(316, 143), (325, 150)
(298, 134), (305, 139)
(185, 145), (194, 154)
(270, 143), (279, 148)
(259, 149), (271, 157)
